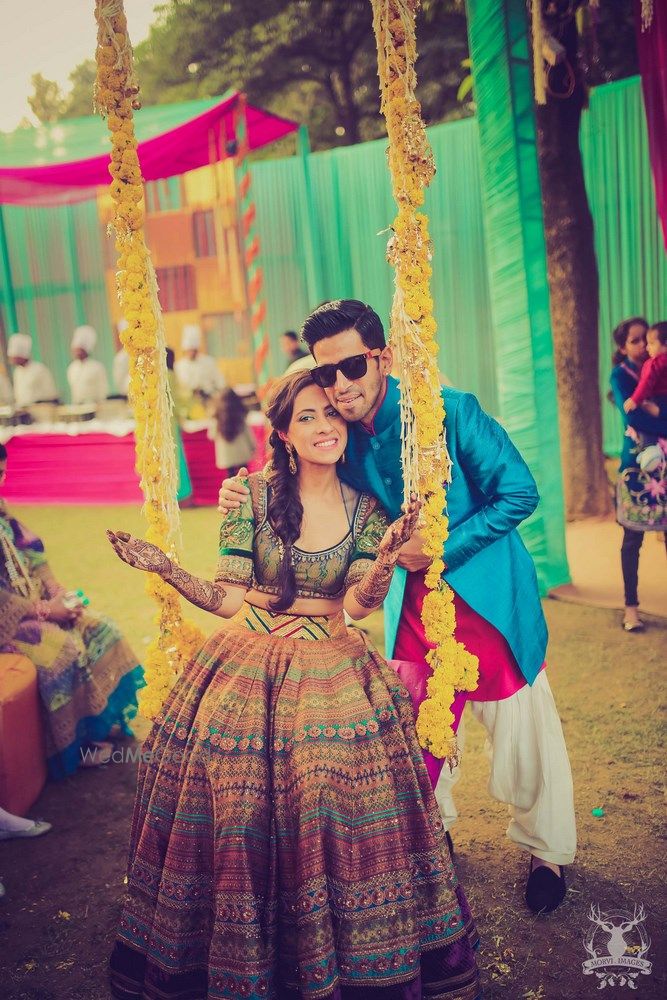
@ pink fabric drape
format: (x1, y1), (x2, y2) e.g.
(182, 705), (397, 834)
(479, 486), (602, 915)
(0, 94), (298, 206)
(635, 0), (667, 250)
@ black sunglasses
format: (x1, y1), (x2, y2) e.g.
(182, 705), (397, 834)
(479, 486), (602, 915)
(311, 349), (382, 388)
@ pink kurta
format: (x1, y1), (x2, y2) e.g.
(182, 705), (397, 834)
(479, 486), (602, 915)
(390, 570), (543, 785)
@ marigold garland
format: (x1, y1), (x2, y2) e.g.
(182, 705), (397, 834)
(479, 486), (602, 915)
(94, 0), (204, 717)
(371, 0), (478, 760)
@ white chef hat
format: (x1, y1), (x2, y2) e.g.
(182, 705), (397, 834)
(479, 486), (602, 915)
(181, 323), (202, 351)
(71, 324), (97, 353)
(7, 333), (33, 359)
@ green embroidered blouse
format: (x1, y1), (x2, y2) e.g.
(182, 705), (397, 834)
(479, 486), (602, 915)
(215, 471), (389, 600)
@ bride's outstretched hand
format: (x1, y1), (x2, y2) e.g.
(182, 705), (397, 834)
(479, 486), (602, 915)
(378, 497), (422, 559)
(106, 530), (172, 576)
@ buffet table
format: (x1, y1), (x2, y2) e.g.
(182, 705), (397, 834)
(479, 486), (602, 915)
(0, 417), (267, 506)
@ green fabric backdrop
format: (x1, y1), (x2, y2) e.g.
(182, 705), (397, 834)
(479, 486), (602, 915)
(0, 199), (114, 380)
(252, 75), (665, 453)
(580, 76), (667, 455)
(465, 0), (569, 592)
(254, 115), (499, 415)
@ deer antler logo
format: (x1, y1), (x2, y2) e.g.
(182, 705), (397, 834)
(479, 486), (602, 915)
(583, 903), (652, 988)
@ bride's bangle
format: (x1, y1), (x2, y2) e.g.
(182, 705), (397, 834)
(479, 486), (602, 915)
(34, 600), (51, 621)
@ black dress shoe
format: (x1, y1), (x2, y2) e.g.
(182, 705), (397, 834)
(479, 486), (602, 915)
(525, 858), (566, 913)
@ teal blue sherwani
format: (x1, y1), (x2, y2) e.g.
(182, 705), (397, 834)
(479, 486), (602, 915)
(338, 376), (547, 684)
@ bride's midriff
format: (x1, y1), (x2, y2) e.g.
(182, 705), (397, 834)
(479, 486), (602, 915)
(244, 588), (344, 618)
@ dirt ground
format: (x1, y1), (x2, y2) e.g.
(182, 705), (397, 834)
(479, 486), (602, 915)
(1, 504), (665, 999)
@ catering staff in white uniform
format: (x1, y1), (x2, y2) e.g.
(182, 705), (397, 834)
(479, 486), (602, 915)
(7, 333), (58, 406)
(174, 323), (226, 398)
(0, 367), (13, 406)
(67, 325), (109, 405)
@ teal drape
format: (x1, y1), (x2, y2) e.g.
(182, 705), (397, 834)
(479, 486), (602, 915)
(0, 199), (112, 392)
(251, 74), (664, 458)
(465, 0), (569, 593)
(254, 115), (499, 414)
(0, 96), (234, 167)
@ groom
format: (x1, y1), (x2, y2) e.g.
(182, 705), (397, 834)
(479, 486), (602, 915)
(219, 300), (576, 914)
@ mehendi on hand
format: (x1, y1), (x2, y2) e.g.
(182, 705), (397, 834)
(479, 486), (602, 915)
(107, 530), (229, 613)
(163, 563), (229, 613)
(352, 553), (398, 610)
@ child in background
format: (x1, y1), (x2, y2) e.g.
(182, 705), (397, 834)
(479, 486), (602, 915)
(624, 321), (667, 415)
(208, 387), (256, 476)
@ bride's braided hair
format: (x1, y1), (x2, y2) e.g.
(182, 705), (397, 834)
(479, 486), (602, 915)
(264, 370), (317, 612)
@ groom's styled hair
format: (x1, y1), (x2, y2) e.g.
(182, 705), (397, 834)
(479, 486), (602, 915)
(301, 300), (386, 353)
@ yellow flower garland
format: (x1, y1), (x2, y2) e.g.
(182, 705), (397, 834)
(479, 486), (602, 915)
(371, 0), (478, 760)
(94, 0), (204, 717)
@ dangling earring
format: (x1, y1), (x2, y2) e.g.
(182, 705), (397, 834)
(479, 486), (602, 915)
(286, 443), (297, 475)
(340, 451), (346, 465)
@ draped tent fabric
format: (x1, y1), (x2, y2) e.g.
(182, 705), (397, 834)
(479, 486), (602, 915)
(0, 199), (114, 382)
(464, 0), (569, 592)
(580, 76), (667, 456)
(253, 116), (500, 416)
(0, 92), (298, 206)
(247, 74), (662, 461)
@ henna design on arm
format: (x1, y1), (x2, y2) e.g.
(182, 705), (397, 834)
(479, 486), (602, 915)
(348, 499), (421, 611)
(352, 553), (398, 610)
(163, 564), (229, 613)
(106, 530), (231, 613)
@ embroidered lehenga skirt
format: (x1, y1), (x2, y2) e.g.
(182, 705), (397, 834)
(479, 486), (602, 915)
(109, 605), (480, 1000)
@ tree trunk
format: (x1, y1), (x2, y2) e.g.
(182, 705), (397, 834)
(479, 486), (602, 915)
(536, 14), (610, 520)
(327, 67), (361, 144)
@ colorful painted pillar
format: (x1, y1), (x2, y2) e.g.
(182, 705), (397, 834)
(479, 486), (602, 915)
(234, 97), (269, 393)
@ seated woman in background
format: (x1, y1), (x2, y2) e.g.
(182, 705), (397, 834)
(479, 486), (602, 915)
(208, 385), (256, 476)
(0, 443), (145, 777)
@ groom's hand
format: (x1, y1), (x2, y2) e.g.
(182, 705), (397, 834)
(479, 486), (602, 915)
(217, 468), (250, 514)
(396, 529), (433, 571)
